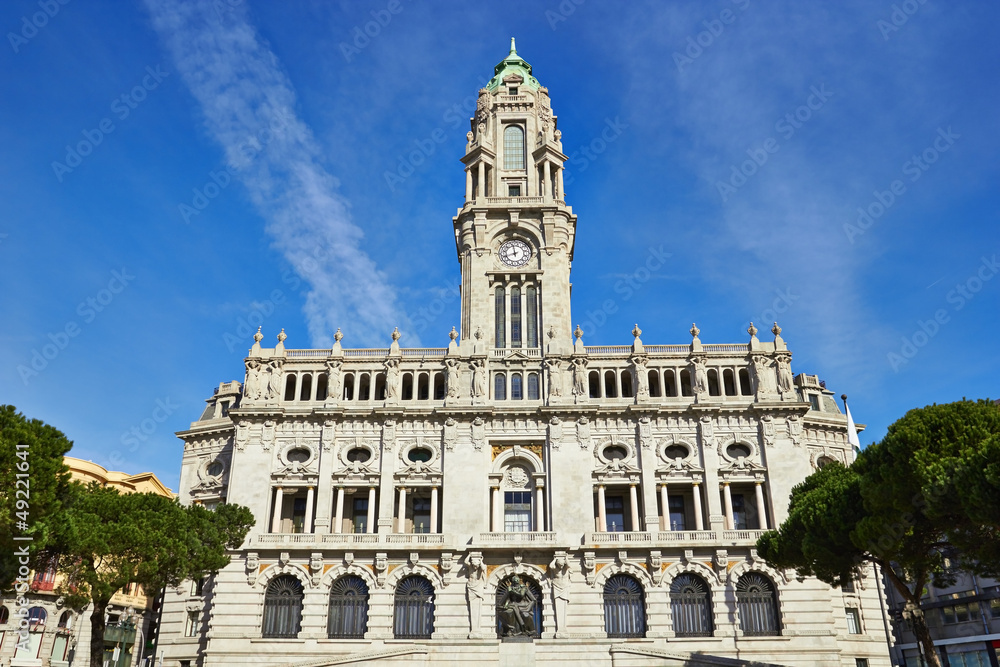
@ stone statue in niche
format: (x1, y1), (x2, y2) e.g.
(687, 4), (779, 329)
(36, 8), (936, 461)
(325, 359), (342, 401)
(498, 575), (537, 637)
(775, 353), (794, 396)
(244, 360), (263, 400)
(549, 553), (570, 633)
(691, 356), (708, 396)
(465, 552), (488, 637)
(571, 358), (588, 397)
(384, 359), (400, 400)
(751, 354), (776, 399)
(633, 357), (649, 398)
(471, 359), (487, 400)
(545, 359), (563, 398)
(266, 361), (283, 400)
(445, 358), (461, 399)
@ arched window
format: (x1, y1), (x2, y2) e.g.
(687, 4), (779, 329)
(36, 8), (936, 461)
(0, 606), (9, 625)
(432, 372), (445, 400)
(604, 370), (618, 398)
(374, 372), (386, 400)
(680, 369), (693, 396)
(723, 369), (737, 396)
(503, 125), (525, 170)
(670, 574), (713, 637)
(707, 369), (721, 396)
(57, 611), (73, 629)
(328, 576), (369, 639)
(603, 574), (645, 638)
(262, 575), (303, 638)
(495, 374), (506, 400)
(299, 373), (312, 401)
(401, 372), (413, 401)
(738, 368), (752, 396)
(736, 572), (780, 636)
(526, 286), (538, 347)
(511, 373), (523, 400)
(664, 369), (677, 397)
(495, 286), (506, 348)
(620, 370), (633, 398)
(496, 575), (542, 637)
(283, 374), (297, 401)
(417, 372), (430, 400)
(315, 373), (328, 401)
(27, 607), (46, 631)
(393, 576), (434, 639)
(648, 370), (661, 397)
(343, 373), (355, 400)
(589, 370), (601, 398)
(358, 373), (371, 401)
(527, 373), (539, 400)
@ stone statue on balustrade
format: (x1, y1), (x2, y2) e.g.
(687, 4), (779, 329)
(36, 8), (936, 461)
(384, 359), (400, 400)
(471, 359), (487, 401)
(244, 360), (263, 401)
(571, 358), (588, 398)
(265, 361), (283, 400)
(445, 358), (461, 399)
(325, 359), (342, 402)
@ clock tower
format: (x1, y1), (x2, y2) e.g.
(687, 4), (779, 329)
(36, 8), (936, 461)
(453, 39), (576, 352)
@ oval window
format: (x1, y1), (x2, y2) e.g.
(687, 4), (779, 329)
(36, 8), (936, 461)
(603, 445), (628, 461)
(664, 445), (688, 461)
(726, 443), (752, 459)
(206, 461), (224, 476)
(407, 448), (432, 463)
(287, 448), (310, 463)
(346, 448), (371, 463)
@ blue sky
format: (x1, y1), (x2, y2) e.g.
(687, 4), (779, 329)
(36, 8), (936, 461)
(2, 0), (998, 492)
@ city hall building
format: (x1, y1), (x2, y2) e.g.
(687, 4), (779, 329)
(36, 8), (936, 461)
(157, 42), (892, 666)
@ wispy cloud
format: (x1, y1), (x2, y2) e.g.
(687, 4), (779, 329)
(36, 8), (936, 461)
(143, 0), (411, 347)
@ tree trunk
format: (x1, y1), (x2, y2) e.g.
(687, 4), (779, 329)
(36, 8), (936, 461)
(908, 605), (942, 667)
(90, 599), (108, 667)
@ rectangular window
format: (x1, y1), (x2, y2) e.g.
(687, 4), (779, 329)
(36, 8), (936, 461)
(508, 184), (521, 196)
(526, 286), (538, 347)
(192, 577), (205, 596)
(842, 577), (855, 594)
(846, 608), (861, 634)
(941, 605), (956, 624)
(291, 496), (307, 534)
(495, 287), (506, 348)
(855, 660), (869, 667)
(352, 497), (369, 534)
(412, 497), (431, 534)
(606, 495), (626, 532)
(990, 597), (1000, 618)
(510, 286), (522, 347)
(668, 495), (686, 531)
(504, 491), (532, 532)
(509, 87), (518, 95)
(809, 394), (820, 410)
(503, 125), (525, 170)
(185, 611), (199, 637)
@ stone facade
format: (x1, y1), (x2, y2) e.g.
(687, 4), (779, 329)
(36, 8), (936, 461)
(156, 41), (893, 667)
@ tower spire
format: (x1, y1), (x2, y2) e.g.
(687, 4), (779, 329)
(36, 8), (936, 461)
(509, 37), (517, 55)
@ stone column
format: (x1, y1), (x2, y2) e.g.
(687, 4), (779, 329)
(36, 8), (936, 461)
(477, 162), (485, 201)
(333, 487), (345, 534)
(659, 483), (670, 531)
(396, 487), (407, 533)
(543, 161), (551, 199)
(270, 487), (284, 533)
(430, 486), (439, 534)
(556, 167), (564, 200)
(722, 482), (734, 530)
(465, 168), (473, 202)
(692, 482), (704, 531)
(629, 484), (641, 532)
(597, 485), (607, 532)
(491, 486), (501, 532)
(755, 481), (768, 530)
(367, 487), (376, 534)
(304, 486), (315, 534)
(535, 481), (545, 532)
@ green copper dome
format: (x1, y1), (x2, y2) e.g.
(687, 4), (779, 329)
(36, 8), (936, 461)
(487, 38), (541, 91)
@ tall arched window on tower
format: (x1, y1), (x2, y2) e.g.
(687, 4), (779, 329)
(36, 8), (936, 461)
(504, 125), (525, 170)
(495, 286), (506, 348)
(510, 286), (522, 347)
(526, 285), (538, 347)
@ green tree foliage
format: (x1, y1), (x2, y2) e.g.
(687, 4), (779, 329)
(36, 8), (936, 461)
(758, 399), (1000, 667)
(47, 484), (254, 667)
(0, 405), (73, 587)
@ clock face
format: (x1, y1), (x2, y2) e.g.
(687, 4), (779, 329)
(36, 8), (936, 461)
(498, 239), (532, 268)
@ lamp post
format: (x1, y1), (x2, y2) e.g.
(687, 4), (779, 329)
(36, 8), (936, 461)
(125, 607), (145, 667)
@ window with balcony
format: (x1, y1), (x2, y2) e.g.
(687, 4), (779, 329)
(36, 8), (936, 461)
(668, 496), (687, 531)
(511, 373), (523, 400)
(510, 286), (522, 347)
(495, 286), (506, 348)
(526, 286), (538, 347)
(504, 491), (532, 532)
(412, 497), (432, 534)
(352, 497), (369, 534)
(605, 495), (626, 532)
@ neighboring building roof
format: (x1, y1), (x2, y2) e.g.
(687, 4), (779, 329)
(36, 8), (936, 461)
(64, 456), (174, 498)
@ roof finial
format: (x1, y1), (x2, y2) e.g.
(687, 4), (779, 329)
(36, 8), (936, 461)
(509, 37), (517, 55)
